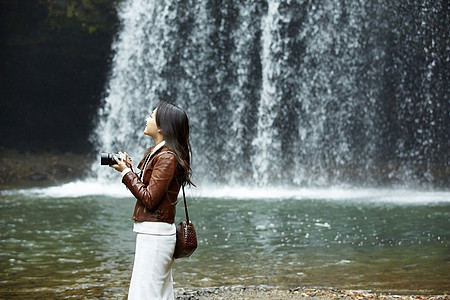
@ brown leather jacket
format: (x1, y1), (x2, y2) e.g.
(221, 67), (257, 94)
(122, 146), (180, 223)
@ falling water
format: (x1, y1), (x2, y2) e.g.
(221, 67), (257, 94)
(91, 0), (449, 188)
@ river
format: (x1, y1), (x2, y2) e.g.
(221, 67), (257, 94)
(1, 183), (449, 298)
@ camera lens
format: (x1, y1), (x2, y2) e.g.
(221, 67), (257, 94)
(100, 152), (115, 165)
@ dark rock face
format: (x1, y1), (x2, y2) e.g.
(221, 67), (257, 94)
(0, 0), (120, 153)
(0, 149), (93, 185)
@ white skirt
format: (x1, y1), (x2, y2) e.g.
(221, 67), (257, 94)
(128, 233), (176, 300)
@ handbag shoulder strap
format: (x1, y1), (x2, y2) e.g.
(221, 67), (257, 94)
(182, 185), (190, 223)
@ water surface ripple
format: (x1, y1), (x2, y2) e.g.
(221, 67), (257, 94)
(1, 185), (449, 298)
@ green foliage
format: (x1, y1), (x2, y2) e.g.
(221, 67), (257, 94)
(43, 0), (121, 34)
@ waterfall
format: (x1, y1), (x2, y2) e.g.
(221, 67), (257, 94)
(91, 0), (449, 188)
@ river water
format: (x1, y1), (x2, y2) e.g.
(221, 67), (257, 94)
(1, 183), (449, 298)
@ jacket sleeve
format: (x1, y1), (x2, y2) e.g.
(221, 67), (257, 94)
(122, 152), (177, 210)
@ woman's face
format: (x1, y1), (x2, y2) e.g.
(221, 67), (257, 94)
(144, 108), (159, 137)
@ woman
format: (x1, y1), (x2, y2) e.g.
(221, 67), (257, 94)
(110, 101), (193, 300)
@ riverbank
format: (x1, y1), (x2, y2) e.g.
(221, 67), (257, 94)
(175, 286), (449, 300)
(0, 148), (92, 186)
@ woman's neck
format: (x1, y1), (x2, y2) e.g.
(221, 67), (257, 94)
(152, 135), (164, 146)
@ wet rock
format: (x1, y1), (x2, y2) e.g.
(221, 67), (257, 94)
(28, 173), (48, 181)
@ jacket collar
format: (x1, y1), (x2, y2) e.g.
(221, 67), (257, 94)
(142, 140), (166, 169)
(149, 140), (166, 158)
(137, 141), (166, 172)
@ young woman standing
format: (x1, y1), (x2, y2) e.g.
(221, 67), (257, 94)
(109, 101), (193, 299)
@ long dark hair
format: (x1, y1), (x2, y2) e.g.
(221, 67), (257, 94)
(143, 101), (194, 186)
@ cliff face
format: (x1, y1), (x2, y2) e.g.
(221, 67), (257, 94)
(0, 0), (120, 153)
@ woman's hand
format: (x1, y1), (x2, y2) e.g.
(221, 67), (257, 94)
(110, 151), (133, 172)
(121, 152), (133, 169)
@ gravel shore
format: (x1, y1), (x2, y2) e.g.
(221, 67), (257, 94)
(175, 286), (449, 300)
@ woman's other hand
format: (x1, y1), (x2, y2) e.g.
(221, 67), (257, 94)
(122, 152), (133, 169)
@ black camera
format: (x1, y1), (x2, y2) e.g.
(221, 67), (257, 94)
(100, 152), (123, 165)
